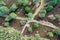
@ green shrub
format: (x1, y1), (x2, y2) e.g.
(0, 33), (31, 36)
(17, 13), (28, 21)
(39, 10), (47, 18)
(9, 12), (17, 19)
(28, 27), (33, 33)
(49, 16), (57, 21)
(50, 0), (58, 6)
(45, 5), (53, 11)
(5, 12), (17, 21)
(22, 0), (29, 6)
(34, 23), (39, 29)
(0, 28), (20, 40)
(5, 16), (12, 22)
(33, 0), (39, 4)
(25, 6), (31, 13)
(54, 29), (60, 36)
(18, 0), (23, 5)
(35, 34), (40, 40)
(0, 6), (9, 16)
(18, 0), (29, 6)
(47, 32), (54, 38)
(4, 22), (9, 27)
(28, 13), (33, 18)
(10, 4), (17, 12)
(0, 1), (6, 7)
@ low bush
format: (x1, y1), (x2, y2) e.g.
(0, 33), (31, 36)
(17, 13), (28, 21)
(45, 5), (53, 11)
(34, 23), (39, 29)
(0, 28), (20, 40)
(28, 27), (33, 33)
(10, 4), (17, 12)
(25, 6), (31, 13)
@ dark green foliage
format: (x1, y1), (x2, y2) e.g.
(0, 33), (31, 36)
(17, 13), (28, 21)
(50, 0), (58, 6)
(45, 0), (50, 2)
(4, 22), (9, 27)
(34, 23), (39, 29)
(28, 13), (33, 18)
(0, 1), (6, 7)
(0, 6), (9, 16)
(35, 34), (40, 40)
(54, 29), (60, 36)
(28, 27), (33, 33)
(47, 32), (54, 38)
(39, 10), (47, 18)
(45, 5), (53, 11)
(0, 28), (20, 40)
(33, 0), (39, 4)
(25, 6), (31, 13)
(10, 4), (17, 12)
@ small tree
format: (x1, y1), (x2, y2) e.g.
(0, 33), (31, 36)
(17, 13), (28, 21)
(50, 0), (58, 6)
(10, 4), (17, 12)
(25, 6), (31, 13)
(0, 6), (9, 16)
(0, 28), (20, 40)
(28, 27), (33, 33)
(28, 13), (33, 18)
(0, 1), (6, 7)
(54, 29), (60, 36)
(34, 23), (39, 29)
(47, 32), (54, 38)
(39, 10), (47, 18)
(45, 5), (53, 11)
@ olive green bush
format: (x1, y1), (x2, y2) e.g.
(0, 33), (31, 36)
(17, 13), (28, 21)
(33, 0), (39, 5)
(0, 28), (20, 40)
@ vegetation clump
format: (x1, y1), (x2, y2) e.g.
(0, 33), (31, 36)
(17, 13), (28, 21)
(45, 5), (53, 11)
(25, 6), (31, 13)
(0, 1), (6, 7)
(0, 28), (20, 40)
(28, 13), (33, 18)
(10, 4), (17, 12)
(39, 10), (47, 18)
(0, 6), (9, 16)
(34, 23), (39, 29)
(5, 12), (17, 21)
(18, 0), (29, 6)
(28, 27), (33, 33)
(54, 29), (60, 36)
(47, 32), (54, 38)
